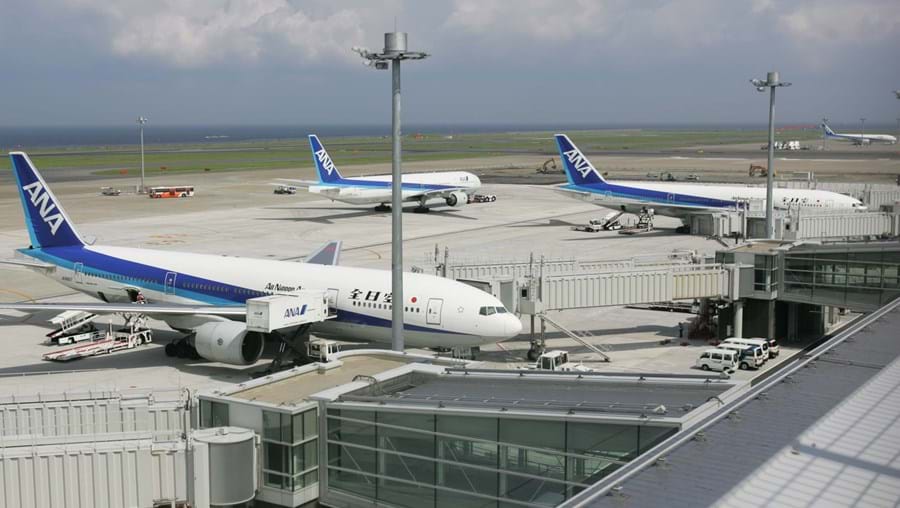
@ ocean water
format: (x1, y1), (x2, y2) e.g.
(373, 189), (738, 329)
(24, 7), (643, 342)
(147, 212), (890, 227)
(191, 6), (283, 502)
(0, 123), (801, 150)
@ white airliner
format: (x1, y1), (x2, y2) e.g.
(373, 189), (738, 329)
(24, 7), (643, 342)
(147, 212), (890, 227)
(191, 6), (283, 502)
(822, 122), (897, 145)
(553, 134), (866, 220)
(278, 135), (481, 211)
(0, 152), (521, 366)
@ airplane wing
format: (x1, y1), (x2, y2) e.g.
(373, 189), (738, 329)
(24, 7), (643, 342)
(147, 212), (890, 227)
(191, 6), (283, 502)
(405, 187), (469, 201)
(0, 302), (246, 316)
(305, 240), (342, 265)
(274, 179), (318, 188)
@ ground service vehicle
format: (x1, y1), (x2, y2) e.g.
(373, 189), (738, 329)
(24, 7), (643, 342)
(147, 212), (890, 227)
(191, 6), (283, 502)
(696, 348), (738, 373)
(149, 186), (194, 198)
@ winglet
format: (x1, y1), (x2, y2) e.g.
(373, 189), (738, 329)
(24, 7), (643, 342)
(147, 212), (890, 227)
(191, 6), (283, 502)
(9, 152), (84, 249)
(554, 134), (607, 186)
(305, 240), (342, 265)
(308, 135), (345, 184)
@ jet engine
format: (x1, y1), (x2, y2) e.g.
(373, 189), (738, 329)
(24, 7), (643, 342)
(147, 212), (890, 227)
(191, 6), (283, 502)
(192, 321), (265, 365)
(445, 191), (468, 208)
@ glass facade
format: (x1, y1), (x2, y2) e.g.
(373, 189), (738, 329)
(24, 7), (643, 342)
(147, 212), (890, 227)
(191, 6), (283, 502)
(262, 408), (318, 492)
(782, 249), (900, 309)
(325, 408), (677, 507)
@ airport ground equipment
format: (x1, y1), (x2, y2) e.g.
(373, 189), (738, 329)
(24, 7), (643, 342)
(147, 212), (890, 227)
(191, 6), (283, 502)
(244, 291), (333, 374)
(748, 164), (771, 177)
(100, 186), (121, 196)
(273, 185), (297, 195)
(618, 208), (655, 235)
(537, 157), (563, 174)
(468, 193), (497, 203)
(306, 338), (343, 362)
(52, 329), (105, 346)
(45, 310), (98, 342)
(43, 320), (153, 361)
(572, 211), (625, 232)
(529, 349), (593, 372)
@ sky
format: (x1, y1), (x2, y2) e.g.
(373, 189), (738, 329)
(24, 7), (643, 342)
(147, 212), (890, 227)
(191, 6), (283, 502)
(1, 0), (899, 127)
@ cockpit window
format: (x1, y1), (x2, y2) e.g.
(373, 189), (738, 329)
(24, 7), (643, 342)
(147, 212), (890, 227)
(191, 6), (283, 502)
(479, 306), (508, 315)
(495, 307), (508, 314)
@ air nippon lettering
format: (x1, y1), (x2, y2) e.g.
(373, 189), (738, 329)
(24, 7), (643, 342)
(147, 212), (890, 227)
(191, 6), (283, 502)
(22, 181), (64, 235)
(284, 305), (308, 319)
(315, 149), (336, 175)
(563, 149), (595, 179)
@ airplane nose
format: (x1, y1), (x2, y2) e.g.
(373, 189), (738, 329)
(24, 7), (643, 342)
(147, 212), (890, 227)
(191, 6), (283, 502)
(506, 315), (523, 338)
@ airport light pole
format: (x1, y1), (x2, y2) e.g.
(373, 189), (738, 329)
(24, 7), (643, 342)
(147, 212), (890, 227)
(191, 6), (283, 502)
(353, 33), (429, 352)
(137, 116), (148, 193)
(750, 72), (791, 240)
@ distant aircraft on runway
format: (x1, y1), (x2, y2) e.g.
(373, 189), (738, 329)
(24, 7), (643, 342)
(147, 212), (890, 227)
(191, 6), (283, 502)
(0, 152), (520, 366)
(277, 135), (481, 212)
(551, 134), (866, 223)
(821, 122), (897, 145)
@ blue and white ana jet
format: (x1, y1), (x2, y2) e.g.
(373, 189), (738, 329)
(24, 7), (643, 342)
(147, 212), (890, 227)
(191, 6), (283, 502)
(0, 153), (520, 365)
(278, 135), (481, 211)
(553, 134), (865, 220)
(821, 122), (897, 146)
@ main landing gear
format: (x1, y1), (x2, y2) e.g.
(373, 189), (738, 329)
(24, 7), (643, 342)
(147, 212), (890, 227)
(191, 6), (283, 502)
(374, 203), (391, 212)
(164, 336), (200, 360)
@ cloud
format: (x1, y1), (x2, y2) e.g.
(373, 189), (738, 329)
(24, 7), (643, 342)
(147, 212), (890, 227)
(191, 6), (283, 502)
(777, 1), (900, 45)
(59, 0), (381, 68)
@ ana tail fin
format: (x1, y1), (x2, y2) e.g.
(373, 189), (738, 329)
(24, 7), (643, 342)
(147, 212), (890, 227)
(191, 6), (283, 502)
(308, 135), (345, 184)
(554, 134), (607, 186)
(10, 152), (84, 249)
(821, 122), (836, 136)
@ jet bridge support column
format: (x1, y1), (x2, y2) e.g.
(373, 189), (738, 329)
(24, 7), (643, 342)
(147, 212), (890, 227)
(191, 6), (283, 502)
(733, 300), (744, 338)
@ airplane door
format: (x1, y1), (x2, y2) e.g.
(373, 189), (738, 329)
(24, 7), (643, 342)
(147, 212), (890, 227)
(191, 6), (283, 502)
(164, 272), (178, 295)
(667, 193), (675, 202)
(73, 262), (84, 283)
(426, 298), (443, 326)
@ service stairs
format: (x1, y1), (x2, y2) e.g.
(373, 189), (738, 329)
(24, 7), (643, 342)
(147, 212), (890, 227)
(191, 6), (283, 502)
(538, 313), (611, 362)
(46, 310), (98, 341)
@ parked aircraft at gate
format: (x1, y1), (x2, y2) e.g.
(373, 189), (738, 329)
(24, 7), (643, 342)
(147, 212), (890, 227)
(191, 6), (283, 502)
(552, 134), (866, 220)
(821, 122), (897, 145)
(0, 152), (520, 366)
(278, 135), (481, 211)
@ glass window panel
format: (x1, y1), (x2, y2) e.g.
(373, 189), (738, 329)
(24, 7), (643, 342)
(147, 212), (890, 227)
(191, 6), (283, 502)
(265, 442), (289, 474)
(377, 412), (435, 507)
(263, 411), (281, 441)
(500, 419), (564, 451)
(327, 410), (376, 476)
(378, 478), (435, 508)
(292, 443), (304, 474)
(566, 422), (637, 488)
(293, 412), (303, 444)
(210, 401), (228, 427)
(304, 409), (317, 440)
(502, 471), (566, 507)
(639, 426), (677, 454)
(305, 440), (318, 469)
(328, 467), (375, 500)
(437, 488), (498, 508)
(264, 472), (286, 489)
(199, 400), (211, 428)
(281, 412), (292, 444)
(500, 419), (565, 504)
(436, 415), (498, 501)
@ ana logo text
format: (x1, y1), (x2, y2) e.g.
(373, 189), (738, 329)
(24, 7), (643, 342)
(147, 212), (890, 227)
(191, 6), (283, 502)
(563, 149), (596, 179)
(22, 181), (64, 236)
(315, 149), (336, 175)
(284, 305), (308, 318)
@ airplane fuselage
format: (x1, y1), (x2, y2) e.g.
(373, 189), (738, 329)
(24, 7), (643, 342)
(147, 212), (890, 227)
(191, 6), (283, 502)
(310, 171), (481, 205)
(559, 180), (865, 218)
(19, 244), (520, 348)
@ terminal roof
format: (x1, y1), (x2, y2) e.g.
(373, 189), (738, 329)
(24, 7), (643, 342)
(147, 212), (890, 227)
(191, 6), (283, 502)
(338, 370), (735, 421)
(575, 300), (900, 507)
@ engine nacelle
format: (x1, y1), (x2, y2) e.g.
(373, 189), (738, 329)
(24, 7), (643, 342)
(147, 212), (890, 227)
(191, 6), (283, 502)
(193, 321), (265, 365)
(445, 191), (468, 208)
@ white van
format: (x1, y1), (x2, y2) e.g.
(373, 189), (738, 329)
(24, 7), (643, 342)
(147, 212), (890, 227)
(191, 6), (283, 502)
(696, 348), (738, 373)
(719, 343), (766, 370)
(751, 337), (780, 358)
(724, 338), (770, 362)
